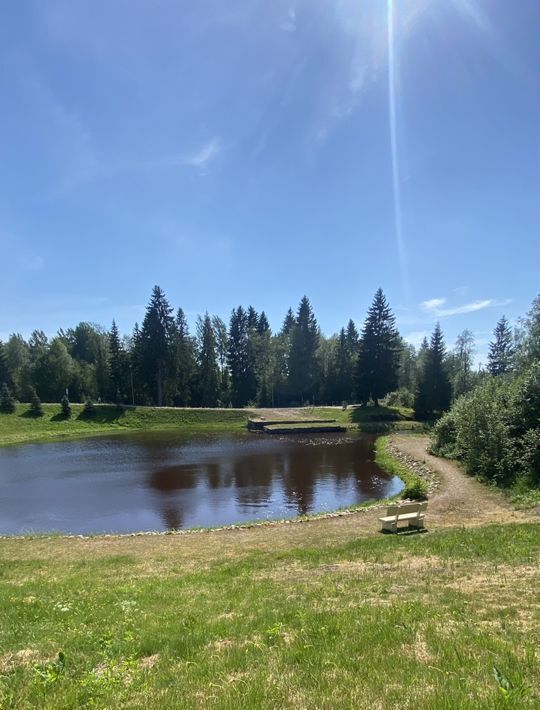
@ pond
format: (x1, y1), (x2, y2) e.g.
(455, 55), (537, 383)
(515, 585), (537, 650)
(0, 431), (403, 535)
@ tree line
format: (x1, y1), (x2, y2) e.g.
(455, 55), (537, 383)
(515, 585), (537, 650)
(0, 287), (536, 417)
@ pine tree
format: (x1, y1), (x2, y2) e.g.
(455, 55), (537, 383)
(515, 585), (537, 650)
(108, 321), (129, 402)
(28, 387), (44, 417)
(257, 311), (271, 335)
(0, 342), (12, 389)
(355, 289), (401, 406)
(61, 393), (72, 418)
(246, 306), (259, 331)
(345, 319), (359, 353)
(335, 328), (353, 403)
(197, 314), (220, 407)
(288, 296), (319, 404)
(83, 398), (96, 416)
(0, 382), (15, 413)
(487, 316), (514, 376)
(414, 324), (452, 418)
(280, 308), (295, 335)
(173, 308), (196, 406)
(227, 307), (256, 406)
(139, 286), (175, 405)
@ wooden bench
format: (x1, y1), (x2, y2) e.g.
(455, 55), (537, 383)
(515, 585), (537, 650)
(379, 502), (427, 533)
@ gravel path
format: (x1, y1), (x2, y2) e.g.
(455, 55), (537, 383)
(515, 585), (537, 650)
(391, 435), (538, 529)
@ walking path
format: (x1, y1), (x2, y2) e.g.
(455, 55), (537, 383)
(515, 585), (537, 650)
(390, 435), (538, 529)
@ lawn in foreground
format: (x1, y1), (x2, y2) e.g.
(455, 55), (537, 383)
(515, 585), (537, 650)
(0, 523), (538, 708)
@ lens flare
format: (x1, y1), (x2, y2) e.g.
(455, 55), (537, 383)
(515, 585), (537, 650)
(387, 0), (410, 301)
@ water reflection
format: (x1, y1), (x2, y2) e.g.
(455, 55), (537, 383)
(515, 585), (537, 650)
(0, 432), (404, 534)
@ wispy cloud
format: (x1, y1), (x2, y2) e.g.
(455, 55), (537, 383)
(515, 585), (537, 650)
(421, 297), (512, 318)
(281, 8), (296, 33)
(184, 137), (222, 170)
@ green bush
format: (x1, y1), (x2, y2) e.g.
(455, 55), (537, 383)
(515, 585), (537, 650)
(0, 383), (15, 413)
(61, 394), (72, 419)
(83, 398), (96, 416)
(431, 363), (540, 489)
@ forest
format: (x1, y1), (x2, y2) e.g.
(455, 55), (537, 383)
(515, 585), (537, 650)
(0, 288), (538, 423)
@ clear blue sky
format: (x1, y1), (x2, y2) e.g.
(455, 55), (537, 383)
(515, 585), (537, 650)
(1, 0), (538, 362)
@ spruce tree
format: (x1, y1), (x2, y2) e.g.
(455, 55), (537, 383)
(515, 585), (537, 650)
(227, 307), (254, 406)
(61, 393), (72, 418)
(280, 308), (295, 335)
(288, 296), (319, 404)
(487, 316), (514, 376)
(355, 289), (401, 406)
(173, 308), (196, 406)
(0, 382), (15, 413)
(139, 286), (175, 405)
(414, 324), (452, 418)
(197, 314), (220, 407)
(0, 342), (12, 389)
(345, 319), (359, 353)
(335, 328), (353, 403)
(108, 320), (128, 402)
(246, 306), (259, 331)
(257, 311), (270, 335)
(28, 387), (44, 417)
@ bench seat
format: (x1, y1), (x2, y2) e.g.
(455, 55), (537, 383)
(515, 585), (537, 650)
(379, 502), (428, 532)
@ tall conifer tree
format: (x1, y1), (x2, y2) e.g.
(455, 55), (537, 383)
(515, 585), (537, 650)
(487, 316), (514, 375)
(197, 314), (220, 407)
(139, 286), (174, 406)
(355, 289), (401, 405)
(414, 323), (452, 418)
(288, 296), (319, 403)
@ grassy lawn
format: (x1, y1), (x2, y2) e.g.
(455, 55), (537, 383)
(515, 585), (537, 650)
(0, 405), (249, 447)
(0, 404), (422, 448)
(0, 523), (538, 708)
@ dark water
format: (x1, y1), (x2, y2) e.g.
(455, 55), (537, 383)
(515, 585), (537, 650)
(0, 431), (403, 535)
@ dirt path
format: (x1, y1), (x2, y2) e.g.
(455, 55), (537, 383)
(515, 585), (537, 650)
(391, 435), (538, 528)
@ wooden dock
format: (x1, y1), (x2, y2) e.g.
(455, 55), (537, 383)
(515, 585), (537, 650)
(248, 418), (346, 435)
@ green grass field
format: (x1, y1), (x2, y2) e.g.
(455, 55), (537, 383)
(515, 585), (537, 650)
(0, 523), (538, 708)
(0, 404), (421, 448)
(0, 404), (249, 447)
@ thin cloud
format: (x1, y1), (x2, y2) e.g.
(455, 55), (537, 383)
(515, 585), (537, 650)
(422, 297), (512, 318)
(185, 137), (222, 170)
(281, 8), (296, 33)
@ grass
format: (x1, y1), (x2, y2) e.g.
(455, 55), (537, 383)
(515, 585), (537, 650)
(0, 404), (249, 447)
(0, 404), (424, 448)
(375, 436), (429, 500)
(0, 523), (538, 708)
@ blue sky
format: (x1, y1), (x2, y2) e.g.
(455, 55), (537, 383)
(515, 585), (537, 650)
(1, 0), (539, 363)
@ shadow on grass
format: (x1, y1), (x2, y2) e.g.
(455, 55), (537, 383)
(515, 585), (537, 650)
(349, 405), (403, 424)
(19, 410), (44, 419)
(380, 527), (429, 536)
(77, 405), (132, 424)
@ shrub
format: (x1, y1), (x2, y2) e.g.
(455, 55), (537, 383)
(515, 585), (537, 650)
(0, 382), (15, 413)
(401, 479), (428, 501)
(430, 364), (540, 489)
(60, 394), (72, 419)
(28, 388), (44, 417)
(83, 398), (96, 416)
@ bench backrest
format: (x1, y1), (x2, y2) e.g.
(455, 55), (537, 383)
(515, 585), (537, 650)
(385, 502), (427, 518)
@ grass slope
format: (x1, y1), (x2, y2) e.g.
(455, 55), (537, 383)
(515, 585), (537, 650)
(0, 405), (249, 447)
(0, 404), (421, 447)
(0, 523), (538, 708)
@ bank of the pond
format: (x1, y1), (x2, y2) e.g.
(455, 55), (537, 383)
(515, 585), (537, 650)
(0, 403), (423, 448)
(0, 404), (249, 447)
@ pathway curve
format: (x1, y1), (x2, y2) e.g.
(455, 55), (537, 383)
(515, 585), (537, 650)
(391, 435), (538, 528)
